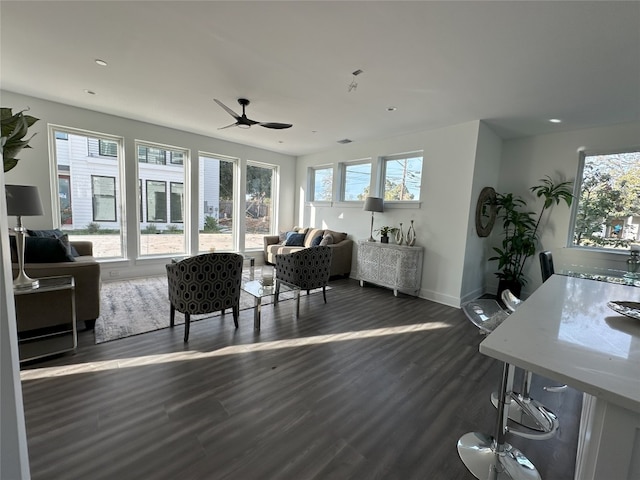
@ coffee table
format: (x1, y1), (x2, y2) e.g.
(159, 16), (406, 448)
(242, 278), (299, 330)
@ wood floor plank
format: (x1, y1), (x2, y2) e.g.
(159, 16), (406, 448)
(20, 278), (581, 479)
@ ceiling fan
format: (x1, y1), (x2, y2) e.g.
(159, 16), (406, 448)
(214, 98), (292, 130)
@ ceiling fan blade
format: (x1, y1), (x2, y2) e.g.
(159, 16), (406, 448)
(259, 122), (293, 129)
(214, 99), (240, 119)
(218, 122), (239, 130)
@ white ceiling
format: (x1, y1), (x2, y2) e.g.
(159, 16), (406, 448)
(1, 1), (639, 157)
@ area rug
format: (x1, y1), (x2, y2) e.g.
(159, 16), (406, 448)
(94, 274), (319, 344)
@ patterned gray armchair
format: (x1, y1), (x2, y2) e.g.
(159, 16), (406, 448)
(274, 246), (332, 313)
(166, 253), (244, 341)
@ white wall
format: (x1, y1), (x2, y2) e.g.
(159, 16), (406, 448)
(2, 91), (297, 279)
(296, 120), (486, 307)
(461, 122), (503, 303)
(495, 121), (640, 297)
(0, 171), (30, 479)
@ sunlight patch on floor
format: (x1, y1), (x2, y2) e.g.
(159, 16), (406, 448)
(20, 321), (452, 380)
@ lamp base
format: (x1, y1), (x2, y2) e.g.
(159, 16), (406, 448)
(13, 272), (39, 291)
(367, 237), (377, 242)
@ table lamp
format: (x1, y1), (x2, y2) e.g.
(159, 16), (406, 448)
(363, 196), (384, 242)
(5, 184), (44, 289)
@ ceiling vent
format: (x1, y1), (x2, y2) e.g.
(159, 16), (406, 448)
(337, 138), (353, 144)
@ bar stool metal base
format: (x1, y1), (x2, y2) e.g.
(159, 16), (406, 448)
(490, 391), (559, 438)
(457, 432), (541, 480)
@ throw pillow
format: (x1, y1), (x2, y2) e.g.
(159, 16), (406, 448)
(279, 230), (296, 244)
(311, 235), (323, 247)
(324, 229), (347, 244)
(27, 228), (79, 256)
(284, 232), (306, 246)
(10, 236), (76, 263)
(319, 234), (334, 246)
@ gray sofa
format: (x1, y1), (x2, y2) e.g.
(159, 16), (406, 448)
(12, 240), (101, 330)
(264, 227), (353, 277)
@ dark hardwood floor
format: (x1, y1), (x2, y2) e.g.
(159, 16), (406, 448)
(20, 278), (581, 480)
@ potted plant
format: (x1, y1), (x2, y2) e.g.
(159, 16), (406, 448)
(375, 226), (398, 243)
(490, 176), (573, 297)
(1, 107), (39, 173)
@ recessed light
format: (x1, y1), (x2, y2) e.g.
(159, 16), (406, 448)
(549, 118), (562, 124)
(84, 89), (96, 95)
(95, 59), (108, 66)
(387, 106), (397, 112)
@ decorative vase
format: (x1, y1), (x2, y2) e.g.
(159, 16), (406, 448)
(406, 220), (416, 246)
(395, 223), (404, 245)
(497, 279), (522, 299)
(381, 235), (389, 244)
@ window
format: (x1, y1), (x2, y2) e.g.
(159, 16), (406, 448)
(381, 152), (423, 201)
(340, 160), (371, 201)
(199, 153), (237, 253)
(146, 180), (167, 222)
(170, 182), (184, 223)
(570, 149), (640, 249)
(245, 162), (277, 249)
(98, 139), (117, 157)
(58, 175), (72, 225)
(50, 127), (124, 259)
(309, 166), (333, 202)
(137, 141), (187, 256)
(92, 175), (117, 222)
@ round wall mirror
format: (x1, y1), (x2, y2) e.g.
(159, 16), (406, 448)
(475, 187), (497, 237)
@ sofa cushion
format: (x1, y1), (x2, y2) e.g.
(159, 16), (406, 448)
(305, 228), (324, 247)
(319, 234), (334, 246)
(27, 228), (79, 256)
(11, 236), (76, 263)
(284, 232), (306, 246)
(324, 229), (347, 244)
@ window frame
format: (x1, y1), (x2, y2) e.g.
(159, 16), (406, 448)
(338, 159), (372, 202)
(567, 147), (640, 251)
(308, 165), (334, 203)
(91, 175), (117, 222)
(169, 181), (184, 224)
(145, 180), (167, 223)
(245, 160), (279, 249)
(379, 151), (423, 203)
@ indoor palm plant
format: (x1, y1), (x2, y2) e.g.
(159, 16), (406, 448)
(1, 107), (39, 173)
(490, 176), (573, 296)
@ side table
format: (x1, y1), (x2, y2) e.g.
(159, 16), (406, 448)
(14, 275), (77, 363)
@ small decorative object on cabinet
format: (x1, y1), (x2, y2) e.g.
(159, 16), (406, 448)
(356, 241), (423, 296)
(406, 220), (416, 246)
(375, 226), (397, 244)
(395, 223), (404, 245)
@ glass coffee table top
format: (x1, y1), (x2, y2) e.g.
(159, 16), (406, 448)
(242, 279), (299, 330)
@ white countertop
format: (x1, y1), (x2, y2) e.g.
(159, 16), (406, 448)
(480, 274), (640, 413)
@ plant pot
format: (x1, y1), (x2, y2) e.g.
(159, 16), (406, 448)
(497, 279), (522, 299)
(380, 235), (389, 244)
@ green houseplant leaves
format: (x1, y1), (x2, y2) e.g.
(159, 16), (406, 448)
(1, 107), (39, 172)
(489, 176), (573, 287)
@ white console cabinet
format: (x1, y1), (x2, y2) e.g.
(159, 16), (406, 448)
(356, 241), (423, 296)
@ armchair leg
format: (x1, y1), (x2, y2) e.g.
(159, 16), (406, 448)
(322, 286), (327, 303)
(233, 305), (239, 328)
(274, 280), (280, 304)
(184, 313), (190, 342)
(170, 304), (175, 327)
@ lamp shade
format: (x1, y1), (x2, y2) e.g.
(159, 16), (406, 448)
(363, 196), (384, 213)
(5, 184), (44, 216)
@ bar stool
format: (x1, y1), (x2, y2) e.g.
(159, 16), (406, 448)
(458, 361), (542, 480)
(462, 299), (559, 437)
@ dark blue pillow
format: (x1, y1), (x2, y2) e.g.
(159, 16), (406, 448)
(10, 236), (76, 263)
(27, 228), (79, 257)
(311, 234), (323, 246)
(284, 232), (306, 246)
